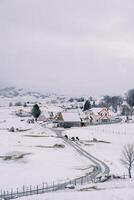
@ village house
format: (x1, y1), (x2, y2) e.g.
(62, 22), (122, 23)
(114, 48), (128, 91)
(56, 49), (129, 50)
(38, 110), (54, 122)
(84, 108), (116, 124)
(38, 113), (48, 122)
(55, 111), (82, 128)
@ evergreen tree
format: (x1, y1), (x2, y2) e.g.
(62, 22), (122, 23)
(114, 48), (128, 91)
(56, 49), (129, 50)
(9, 102), (13, 107)
(31, 104), (41, 120)
(92, 101), (96, 107)
(127, 89), (134, 107)
(83, 100), (91, 111)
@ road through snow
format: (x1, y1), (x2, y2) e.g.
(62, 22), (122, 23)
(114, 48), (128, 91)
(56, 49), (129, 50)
(2, 128), (110, 200)
(53, 128), (110, 181)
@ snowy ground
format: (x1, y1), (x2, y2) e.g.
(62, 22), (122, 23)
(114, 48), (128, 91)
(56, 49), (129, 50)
(18, 178), (134, 200)
(0, 106), (134, 200)
(0, 107), (90, 191)
(65, 122), (134, 176)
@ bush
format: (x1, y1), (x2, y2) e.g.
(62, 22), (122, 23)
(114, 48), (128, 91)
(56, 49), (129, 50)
(15, 101), (22, 106)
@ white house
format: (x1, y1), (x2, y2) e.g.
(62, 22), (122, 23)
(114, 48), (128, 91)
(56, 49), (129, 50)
(55, 111), (81, 128)
(38, 110), (51, 122)
(84, 108), (118, 124)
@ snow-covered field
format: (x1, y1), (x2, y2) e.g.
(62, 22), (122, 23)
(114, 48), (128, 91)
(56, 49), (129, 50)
(65, 122), (134, 175)
(18, 178), (134, 200)
(0, 105), (134, 200)
(0, 107), (90, 191)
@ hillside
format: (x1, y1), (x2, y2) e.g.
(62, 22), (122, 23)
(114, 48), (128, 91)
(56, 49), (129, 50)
(0, 87), (48, 99)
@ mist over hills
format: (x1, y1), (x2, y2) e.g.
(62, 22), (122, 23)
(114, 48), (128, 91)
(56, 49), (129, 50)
(0, 87), (49, 99)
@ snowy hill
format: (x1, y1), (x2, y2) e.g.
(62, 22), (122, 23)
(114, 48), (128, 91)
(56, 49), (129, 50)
(0, 87), (48, 99)
(0, 87), (67, 107)
(0, 87), (52, 106)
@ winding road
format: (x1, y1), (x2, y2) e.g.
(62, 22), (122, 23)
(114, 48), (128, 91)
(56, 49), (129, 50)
(53, 128), (110, 181)
(2, 127), (110, 200)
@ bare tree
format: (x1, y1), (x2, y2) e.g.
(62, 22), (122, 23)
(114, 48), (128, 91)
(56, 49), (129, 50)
(121, 144), (134, 178)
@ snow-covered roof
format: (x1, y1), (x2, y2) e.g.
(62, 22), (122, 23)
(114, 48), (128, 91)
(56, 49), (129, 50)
(41, 110), (50, 118)
(122, 101), (131, 108)
(90, 108), (107, 115)
(108, 110), (118, 117)
(62, 112), (81, 122)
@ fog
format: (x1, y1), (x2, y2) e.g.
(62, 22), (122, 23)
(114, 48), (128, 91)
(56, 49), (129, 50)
(0, 0), (134, 96)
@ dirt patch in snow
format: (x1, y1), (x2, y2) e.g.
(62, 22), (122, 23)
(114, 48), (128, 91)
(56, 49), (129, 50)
(22, 134), (56, 138)
(81, 139), (111, 144)
(75, 165), (95, 171)
(35, 144), (65, 149)
(0, 151), (31, 161)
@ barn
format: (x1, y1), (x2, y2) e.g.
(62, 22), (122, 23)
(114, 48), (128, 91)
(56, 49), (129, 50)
(55, 112), (81, 128)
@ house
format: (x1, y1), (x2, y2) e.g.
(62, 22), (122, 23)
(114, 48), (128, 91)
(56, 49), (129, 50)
(38, 110), (52, 122)
(55, 111), (81, 128)
(84, 108), (112, 124)
(120, 101), (131, 116)
(38, 113), (47, 122)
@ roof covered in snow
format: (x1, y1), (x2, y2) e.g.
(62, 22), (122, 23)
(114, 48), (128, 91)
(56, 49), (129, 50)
(62, 112), (81, 122)
(122, 101), (131, 108)
(90, 108), (108, 115)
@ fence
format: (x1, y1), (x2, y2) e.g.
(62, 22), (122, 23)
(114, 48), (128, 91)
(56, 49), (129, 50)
(0, 167), (98, 200)
(0, 172), (128, 200)
(87, 125), (134, 136)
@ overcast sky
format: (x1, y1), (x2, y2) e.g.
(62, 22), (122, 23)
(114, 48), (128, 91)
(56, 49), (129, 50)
(0, 0), (134, 96)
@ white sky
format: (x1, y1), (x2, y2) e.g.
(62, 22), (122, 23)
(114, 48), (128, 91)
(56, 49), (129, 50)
(0, 0), (134, 96)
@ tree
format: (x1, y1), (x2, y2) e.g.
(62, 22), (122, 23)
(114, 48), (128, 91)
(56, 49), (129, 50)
(68, 98), (74, 103)
(100, 95), (123, 111)
(23, 102), (27, 107)
(121, 104), (131, 119)
(15, 101), (22, 106)
(92, 101), (96, 108)
(121, 144), (134, 178)
(111, 96), (123, 112)
(83, 100), (91, 111)
(127, 89), (134, 107)
(99, 95), (112, 108)
(9, 102), (13, 107)
(31, 104), (41, 120)
(76, 97), (85, 102)
(103, 96), (111, 108)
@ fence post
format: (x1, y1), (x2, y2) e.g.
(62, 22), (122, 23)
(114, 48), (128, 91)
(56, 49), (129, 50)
(30, 185), (32, 195)
(63, 181), (66, 190)
(7, 191), (9, 197)
(11, 189), (13, 198)
(86, 175), (88, 183)
(42, 182), (44, 193)
(1, 190), (2, 199)
(81, 177), (83, 185)
(25, 186), (28, 196)
(46, 183), (48, 193)
(53, 181), (55, 191)
(57, 181), (59, 190)
(3, 191), (5, 199)
(17, 187), (18, 197)
(23, 185), (25, 196)
(37, 185), (39, 194)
